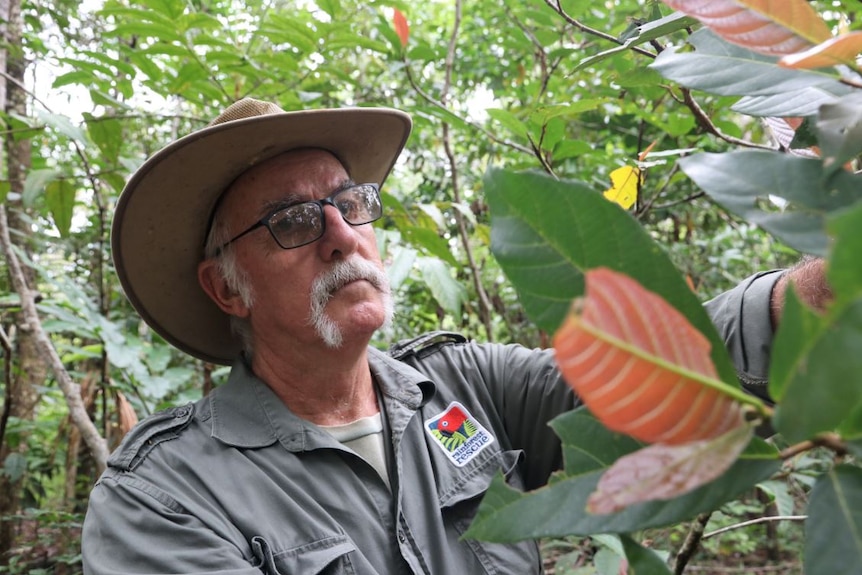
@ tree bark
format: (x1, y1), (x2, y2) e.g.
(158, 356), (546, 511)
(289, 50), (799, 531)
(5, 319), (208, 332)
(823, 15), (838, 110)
(0, 0), (43, 560)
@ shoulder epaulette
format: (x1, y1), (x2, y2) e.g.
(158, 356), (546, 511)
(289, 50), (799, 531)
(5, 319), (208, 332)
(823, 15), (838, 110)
(388, 331), (467, 360)
(108, 403), (194, 471)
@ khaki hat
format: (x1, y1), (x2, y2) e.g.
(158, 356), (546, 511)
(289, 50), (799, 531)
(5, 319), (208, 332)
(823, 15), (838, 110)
(111, 98), (412, 365)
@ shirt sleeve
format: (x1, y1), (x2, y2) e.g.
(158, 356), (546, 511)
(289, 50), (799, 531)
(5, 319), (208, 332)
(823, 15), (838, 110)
(704, 269), (785, 402)
(82, 471), (263, 575)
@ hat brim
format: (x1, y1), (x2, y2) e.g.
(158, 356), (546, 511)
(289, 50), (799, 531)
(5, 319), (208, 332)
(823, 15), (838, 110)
(112, 107), (412, 365)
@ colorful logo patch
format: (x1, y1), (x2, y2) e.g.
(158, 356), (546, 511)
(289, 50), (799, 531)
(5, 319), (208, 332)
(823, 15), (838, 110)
(425, 401), (494, 467)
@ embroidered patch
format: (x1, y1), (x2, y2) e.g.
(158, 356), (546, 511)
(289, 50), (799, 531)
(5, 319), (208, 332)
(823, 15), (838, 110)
(425, 401), (495, 467)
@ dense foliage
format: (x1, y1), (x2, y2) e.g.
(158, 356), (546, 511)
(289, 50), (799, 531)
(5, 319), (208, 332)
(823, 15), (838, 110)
(0, 0), (857, 572)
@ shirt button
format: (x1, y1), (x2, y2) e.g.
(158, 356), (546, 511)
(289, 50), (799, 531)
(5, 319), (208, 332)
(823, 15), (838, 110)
(397, 530), (406, 543)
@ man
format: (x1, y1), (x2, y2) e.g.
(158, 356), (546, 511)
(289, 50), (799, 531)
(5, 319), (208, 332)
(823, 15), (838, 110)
(82, 98), (826, 574)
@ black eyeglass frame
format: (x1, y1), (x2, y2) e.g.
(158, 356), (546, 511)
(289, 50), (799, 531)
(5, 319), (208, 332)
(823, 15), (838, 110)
(215, 183), (383, 254)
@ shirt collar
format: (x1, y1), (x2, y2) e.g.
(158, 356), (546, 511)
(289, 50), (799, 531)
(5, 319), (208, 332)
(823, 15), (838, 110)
(207, 347), (436, 450)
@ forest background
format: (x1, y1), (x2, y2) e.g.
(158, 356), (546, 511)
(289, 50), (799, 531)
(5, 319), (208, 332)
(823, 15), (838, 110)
(0, 0), (858, 573)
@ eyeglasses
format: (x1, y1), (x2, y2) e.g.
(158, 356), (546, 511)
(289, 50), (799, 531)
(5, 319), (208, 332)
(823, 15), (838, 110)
(216, 183), (383, 253)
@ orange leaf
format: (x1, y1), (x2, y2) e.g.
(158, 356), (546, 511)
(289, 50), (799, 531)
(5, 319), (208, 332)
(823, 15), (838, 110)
(116, 390), (139, 436)
(393, 9), (409, 49)
(587, 424), (754, 514)
(661, 0), (831, 56)
(553, 268), (746, 445)
(779, 32), (862, 70)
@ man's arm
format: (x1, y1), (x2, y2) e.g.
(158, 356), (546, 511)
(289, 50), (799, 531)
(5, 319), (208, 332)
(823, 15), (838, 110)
(705, 256), (831, 401)
(769, 256), (833, 326)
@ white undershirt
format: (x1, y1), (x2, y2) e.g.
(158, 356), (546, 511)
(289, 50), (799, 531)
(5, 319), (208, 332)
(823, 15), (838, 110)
(321, 412), (390, 489)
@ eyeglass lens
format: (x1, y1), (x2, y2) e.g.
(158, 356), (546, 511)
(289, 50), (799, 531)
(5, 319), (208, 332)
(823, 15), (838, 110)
(267, 184), (382, 249)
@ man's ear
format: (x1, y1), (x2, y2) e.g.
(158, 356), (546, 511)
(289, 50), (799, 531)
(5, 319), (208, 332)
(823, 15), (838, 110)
(197, 259), (251, 318)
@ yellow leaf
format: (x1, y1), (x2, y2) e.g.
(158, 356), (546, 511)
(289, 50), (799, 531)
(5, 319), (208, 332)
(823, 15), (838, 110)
(603, 166), (641, 210)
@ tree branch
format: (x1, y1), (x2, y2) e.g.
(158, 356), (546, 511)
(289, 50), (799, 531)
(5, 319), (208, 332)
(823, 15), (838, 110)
(0, 205), (108, 472)
(439, 0), (496, 340)
(679, 88), (775, 151)
(543, 0), (656, 58)
(671, 511), (711, 575)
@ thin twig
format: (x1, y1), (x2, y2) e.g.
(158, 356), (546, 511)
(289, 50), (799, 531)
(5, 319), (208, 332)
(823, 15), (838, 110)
(439, 0), (495, 339)
(650, 191), (706, 211)
(779, 432), (847, 460)
(703, 515), (807, 539)
(680, 88), (775, 150)
(672, 511), (712, 575)
(543, 0), (656, 58)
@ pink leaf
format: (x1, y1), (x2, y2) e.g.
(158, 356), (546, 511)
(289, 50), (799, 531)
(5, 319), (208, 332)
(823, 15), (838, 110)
(661, 0), (831, 56)
(587, 424), (754, 514)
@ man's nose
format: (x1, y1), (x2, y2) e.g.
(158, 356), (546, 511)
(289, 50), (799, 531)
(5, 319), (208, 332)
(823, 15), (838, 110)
(316, 204), (359, 260)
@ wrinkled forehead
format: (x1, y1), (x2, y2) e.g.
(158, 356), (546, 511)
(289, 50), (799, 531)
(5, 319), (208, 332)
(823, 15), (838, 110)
(213, 148), (349, 220)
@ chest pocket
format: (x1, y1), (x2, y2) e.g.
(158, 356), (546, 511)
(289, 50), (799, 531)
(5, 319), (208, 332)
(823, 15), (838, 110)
(438, 448), (524, 530)
(251, 535), (357, 575)
(438, 448), (541, 573)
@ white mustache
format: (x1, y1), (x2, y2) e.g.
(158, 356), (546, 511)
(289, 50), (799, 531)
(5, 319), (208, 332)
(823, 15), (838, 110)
(310, 258), (390, 310)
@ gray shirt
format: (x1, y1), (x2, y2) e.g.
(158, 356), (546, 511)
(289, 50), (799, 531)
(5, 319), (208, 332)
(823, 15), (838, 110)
(82, 271), (782, 575)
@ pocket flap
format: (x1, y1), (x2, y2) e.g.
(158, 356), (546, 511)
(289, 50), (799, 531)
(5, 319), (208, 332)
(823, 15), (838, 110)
(252, 535), (356, 575)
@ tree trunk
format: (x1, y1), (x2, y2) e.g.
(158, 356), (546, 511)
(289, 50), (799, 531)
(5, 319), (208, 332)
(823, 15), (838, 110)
(0, 0), (46, 562)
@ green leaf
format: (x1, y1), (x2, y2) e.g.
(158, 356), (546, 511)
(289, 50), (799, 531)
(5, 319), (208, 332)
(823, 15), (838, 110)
(816, 91), (862, 178)
(485, 167), (738, 385)
(677, 151), (862, 256)
(550, 408), (642, 476)
(574, 12), (697, 71)
(620, 534), (672, 575)
(804, 465), (862, 575)
(772, 295), (862, 443)
(732, 83), (854, 117)
(45, 180), (76, 238)
(37, 110), (87, 143)
(487, 108), (528, 139)
(85, 113), (123, 162)
(2, 453), (27, 482)
(0, 181), (10, 204)
(650, 29), (846, 97)
(768, 289), (823, 403)
(22, 169), (62, 208)
(827, 202), (862, 307)
(464, 432), (779, 541)
(417, 256), (467, 317)
(400, 226), (457, 266)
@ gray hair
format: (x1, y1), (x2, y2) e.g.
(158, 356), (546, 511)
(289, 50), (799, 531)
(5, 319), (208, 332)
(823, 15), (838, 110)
(203, 215), (256, 356)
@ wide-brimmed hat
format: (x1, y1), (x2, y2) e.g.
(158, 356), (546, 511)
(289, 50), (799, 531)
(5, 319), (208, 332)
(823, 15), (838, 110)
(111, 98), (412, 365)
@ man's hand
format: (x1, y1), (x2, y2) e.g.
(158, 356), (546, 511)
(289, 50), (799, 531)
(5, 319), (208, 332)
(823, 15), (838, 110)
(770, 256), (833, 327)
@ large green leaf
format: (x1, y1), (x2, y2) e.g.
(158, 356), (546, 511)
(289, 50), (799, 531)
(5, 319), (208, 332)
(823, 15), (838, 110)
(677, 151), (862, 256)
(486, 167), (737, 385)
(731, 83), (855, 117)
(650, 29), (846, 97)
(771, 296), (862, 442)
(417, 256), (467, 317)
(816, 92), (862, 179)
(620, 534), (672, 575)
(804, 465), (862, 575)
(770, 203), (862, 442)
(45, 180), (76, 238)
(463, 407), (779, 541)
